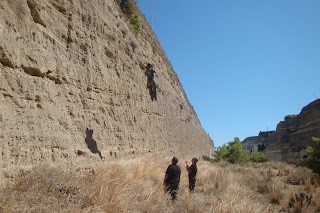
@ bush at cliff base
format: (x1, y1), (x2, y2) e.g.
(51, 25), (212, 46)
(214, 137), (250, 164)
(301, 137), (320, 175)
(250, 151), (268, 162)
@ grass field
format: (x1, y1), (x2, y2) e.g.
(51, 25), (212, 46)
(1, 157), (319, 212)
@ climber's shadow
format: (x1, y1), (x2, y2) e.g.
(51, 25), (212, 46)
(85, 128), (103, 160)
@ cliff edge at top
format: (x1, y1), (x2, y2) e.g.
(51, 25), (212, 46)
(0, 0), (214, 186)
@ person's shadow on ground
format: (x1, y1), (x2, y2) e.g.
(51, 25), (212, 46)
(85, 128), (103, 160)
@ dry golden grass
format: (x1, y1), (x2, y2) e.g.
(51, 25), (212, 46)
(0, 158), (319, 212)
(268, 184), (283, 204)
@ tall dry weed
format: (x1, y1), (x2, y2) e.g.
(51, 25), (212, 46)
(268, 183), (283, 204)
(288, 192), (313, 213)
(0, 163), (91, 212)
(1, 158), (319, 212)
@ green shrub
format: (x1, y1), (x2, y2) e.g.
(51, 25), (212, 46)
(250, 151), (268, 162)
(152, 43), (158, 55)
(214, 137), (250, 164)
(117, 0), (133, 15)
(130, 15), (141, 35)
(257, 143), (266, 152)
(244, 178), (257, 190)
(214, 144), (228, 162)
(284, 114), (298, 120)
(202, 155), (214, 163)
(301, 137), (320, 174)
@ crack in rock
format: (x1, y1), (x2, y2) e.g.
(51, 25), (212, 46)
(27, 0), (46, 27)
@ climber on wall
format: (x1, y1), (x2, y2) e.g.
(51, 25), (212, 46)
(145, 63), (157, 101)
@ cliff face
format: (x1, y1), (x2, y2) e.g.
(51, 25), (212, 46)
(242, 131), (274, 155)
(242, 100), (320, 163)
(265, 99), (320, 164)
(0, 0), (214, 186)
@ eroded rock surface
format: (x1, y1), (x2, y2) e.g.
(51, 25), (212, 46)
(242, 131), (274, 155)
(0, 0), (214, 186)
(243, 99), (320, 164)
(265, 99), (320, 164)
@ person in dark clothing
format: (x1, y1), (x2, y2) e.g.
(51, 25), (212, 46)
(185, 157), (198, 192)
(164, 157), (181, 201)
(145, 63), (157, 101)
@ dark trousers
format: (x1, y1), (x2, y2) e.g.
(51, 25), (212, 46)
(189, 179), (196, 192)
(147, 80), (157, 101)
(165, 183), (179, 201)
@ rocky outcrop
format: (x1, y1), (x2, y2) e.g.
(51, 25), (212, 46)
(242, 131), (274, 155)
(265, 99), (320, 164)
(0, 0), (214, 187)
(243, 99), (320, 164)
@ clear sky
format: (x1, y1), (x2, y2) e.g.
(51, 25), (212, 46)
(137, 0), (320, 148)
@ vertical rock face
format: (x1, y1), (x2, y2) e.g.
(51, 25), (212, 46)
(244, 99), (320, 164)
(266, 99), (320, 164)
(0, 0), (214, 185)
(242, 131), (274, 155)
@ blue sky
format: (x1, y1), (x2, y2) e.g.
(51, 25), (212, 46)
(137, 0), (320, 147)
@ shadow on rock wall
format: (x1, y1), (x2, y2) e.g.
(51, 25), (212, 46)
(85, 128), (103, 160)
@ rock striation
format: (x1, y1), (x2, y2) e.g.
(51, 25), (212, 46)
(0, 0), (214, 186)
(265, 99), (320, 164)
(243, 99), (320, 164)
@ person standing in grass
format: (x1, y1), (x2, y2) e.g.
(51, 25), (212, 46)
(164, 157), (181, 201)
(186, 158), (198, 192)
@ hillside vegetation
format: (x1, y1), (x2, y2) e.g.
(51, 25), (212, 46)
(1, 157), (319, 212)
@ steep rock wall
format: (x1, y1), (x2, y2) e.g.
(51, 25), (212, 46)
(0, 0), (214, 186)
(265, 99), (320, 163)
(242, 131), (274, 155)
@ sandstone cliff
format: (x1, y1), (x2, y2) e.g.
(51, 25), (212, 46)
(265, 99), (320, 164)
(0, 0), (214, 186)
(243, 99), (320, 164)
